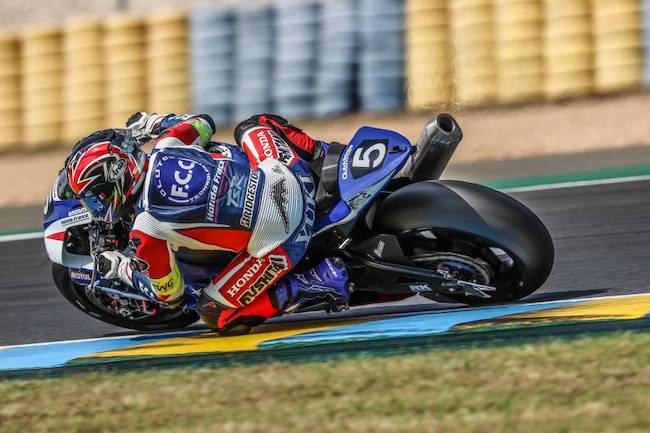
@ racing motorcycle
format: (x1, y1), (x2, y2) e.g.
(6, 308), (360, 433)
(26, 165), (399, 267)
(44, 114), (554, 331)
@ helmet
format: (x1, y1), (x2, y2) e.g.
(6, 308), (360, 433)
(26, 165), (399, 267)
(66, 129), (147, 223)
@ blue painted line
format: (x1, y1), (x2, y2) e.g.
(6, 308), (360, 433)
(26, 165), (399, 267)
(0, 332), (198, 371)
(261, 301), (580, 347)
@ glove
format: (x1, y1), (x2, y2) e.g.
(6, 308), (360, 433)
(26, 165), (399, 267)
(234, 114), (323, 160)
(97, 250), (133, 286)
(127, 112), (216, 146)
(126, 112), (169, 145)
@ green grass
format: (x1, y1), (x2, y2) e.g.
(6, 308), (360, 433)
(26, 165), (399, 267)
(2, 332), (650, 433)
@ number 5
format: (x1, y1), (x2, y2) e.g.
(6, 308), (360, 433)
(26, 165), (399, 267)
(352, 143), (386, 169)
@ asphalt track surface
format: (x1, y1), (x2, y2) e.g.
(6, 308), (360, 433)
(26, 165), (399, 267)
(1, 178), (650, 346)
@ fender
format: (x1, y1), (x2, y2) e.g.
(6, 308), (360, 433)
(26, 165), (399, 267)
(373, 180), (554, 290)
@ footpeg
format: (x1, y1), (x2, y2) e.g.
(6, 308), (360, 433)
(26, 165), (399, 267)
(451, 280), (497, 299)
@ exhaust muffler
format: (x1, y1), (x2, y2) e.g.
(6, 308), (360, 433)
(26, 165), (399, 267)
(407, 113), (463, 182)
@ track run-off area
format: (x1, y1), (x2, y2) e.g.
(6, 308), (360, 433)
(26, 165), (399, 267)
(2, 167), (650, 376)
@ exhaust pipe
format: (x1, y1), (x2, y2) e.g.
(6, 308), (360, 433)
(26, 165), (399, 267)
(407, 113), (463, 182)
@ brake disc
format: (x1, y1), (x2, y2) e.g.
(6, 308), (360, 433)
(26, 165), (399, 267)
(412, 252), (492, 286)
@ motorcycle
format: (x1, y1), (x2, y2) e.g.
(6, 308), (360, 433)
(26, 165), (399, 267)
(43, 114), (554, 331)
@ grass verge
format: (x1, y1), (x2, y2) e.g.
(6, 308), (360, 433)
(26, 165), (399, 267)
(2, 331), (649, 433)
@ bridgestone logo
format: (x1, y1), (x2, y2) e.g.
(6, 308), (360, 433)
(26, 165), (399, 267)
(240, 171), (259, 228)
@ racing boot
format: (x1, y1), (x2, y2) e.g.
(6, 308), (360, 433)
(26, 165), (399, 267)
(198, 257), (350, 336)
(275, 257), (351, 314)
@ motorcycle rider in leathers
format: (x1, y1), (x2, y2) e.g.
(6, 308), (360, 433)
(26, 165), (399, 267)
(65, 112), (350, 334)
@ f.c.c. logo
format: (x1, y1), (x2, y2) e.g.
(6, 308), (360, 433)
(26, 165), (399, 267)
(154, 156), (210, 204)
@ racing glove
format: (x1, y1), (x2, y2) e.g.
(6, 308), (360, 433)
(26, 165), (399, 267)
(97, 250), (182, 309)
(97, 250), (133, 285)
(126, 112), (169, 145)
(126, 112), (216, 145)
(234, 113), (326, 161)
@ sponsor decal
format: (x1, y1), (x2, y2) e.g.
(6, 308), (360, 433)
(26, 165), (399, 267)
(240, 171), (260, 228)
(409, 284), (431, 292)
(251, 129), (296, 165)
(255, 129), (275, 159)
(69, 268), (93, 284)
(107, 158), (127, 182)
(151, 265), (183, 296)
(238, 255), (289, 305)
(154, 155), (210, 204)
(226, 259), (264, 298)
(226, 174), (246, 207)
(60, 209), (92, 227)
(271, 178), (290, 233)
(68, 207), (87, 216)
(350, 139), (388, 179)
(271, 134), (295, 165)
(293, 172), (316, 246)
(340, 144), (354, 180)
(206, 160), (227, 222)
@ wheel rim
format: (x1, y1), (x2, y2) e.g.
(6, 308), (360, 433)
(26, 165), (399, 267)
(412, 252), (492, 286)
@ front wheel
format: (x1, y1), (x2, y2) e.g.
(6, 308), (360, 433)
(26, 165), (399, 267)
(374, 180), (554, 303)
(52, 263), (199, 331)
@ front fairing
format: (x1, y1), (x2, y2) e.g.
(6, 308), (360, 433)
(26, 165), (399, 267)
(43, 172), (94, 269)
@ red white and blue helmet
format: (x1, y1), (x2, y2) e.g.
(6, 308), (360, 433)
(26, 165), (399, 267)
(66, 129), (147, 223)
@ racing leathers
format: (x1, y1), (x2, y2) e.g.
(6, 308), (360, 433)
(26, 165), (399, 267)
(101, 113), (344, 331)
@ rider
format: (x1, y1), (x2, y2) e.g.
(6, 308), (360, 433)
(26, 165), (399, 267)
(65, 112), (351, 334)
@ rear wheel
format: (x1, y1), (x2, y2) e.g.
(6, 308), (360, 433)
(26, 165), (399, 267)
(52, 263), (199, 331)
(374, 180), (554, 304)
(404, 229), (531, 304)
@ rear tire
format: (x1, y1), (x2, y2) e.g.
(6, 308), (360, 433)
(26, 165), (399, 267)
(52, 263), (199, 331)
(375, 181), (554, 304)
(405, 230), (538, 304)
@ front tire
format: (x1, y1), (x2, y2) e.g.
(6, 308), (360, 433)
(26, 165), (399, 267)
(52, 263), (199, 331)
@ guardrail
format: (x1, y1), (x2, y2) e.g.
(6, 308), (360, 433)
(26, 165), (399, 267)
(0, 0), (647, 150)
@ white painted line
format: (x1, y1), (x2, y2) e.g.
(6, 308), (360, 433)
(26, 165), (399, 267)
(1, 292), (647, 351)
(0, 231), (43, 243)
(501, 174), (650, 193)
(0, 327), (203, 350)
